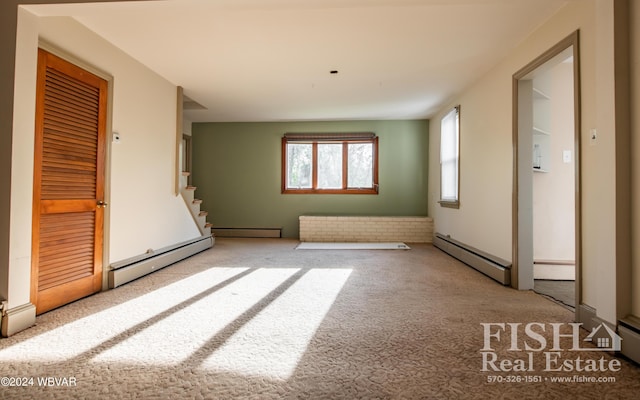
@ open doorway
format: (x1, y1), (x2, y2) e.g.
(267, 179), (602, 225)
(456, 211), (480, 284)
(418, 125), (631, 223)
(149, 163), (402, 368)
(530, 52), (576, 308)
(182, 134), (192, 185)
(512, 32), (581, 312)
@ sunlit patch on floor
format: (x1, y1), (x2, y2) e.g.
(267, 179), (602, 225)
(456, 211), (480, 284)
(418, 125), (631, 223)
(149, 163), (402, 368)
(199, 268), (352, 379)
(0, 267), (249, 362)
(90, 268), (300, 365)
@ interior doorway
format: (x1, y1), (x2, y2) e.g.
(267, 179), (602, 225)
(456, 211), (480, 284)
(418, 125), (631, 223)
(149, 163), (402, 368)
(512, 32), (581, 312)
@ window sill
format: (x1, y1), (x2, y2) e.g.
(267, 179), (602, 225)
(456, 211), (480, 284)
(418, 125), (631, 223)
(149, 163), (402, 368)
(438, 200), (459, 209)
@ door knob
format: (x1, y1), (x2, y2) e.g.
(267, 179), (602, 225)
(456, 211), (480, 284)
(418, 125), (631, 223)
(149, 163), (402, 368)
(97, 200), (108, 208)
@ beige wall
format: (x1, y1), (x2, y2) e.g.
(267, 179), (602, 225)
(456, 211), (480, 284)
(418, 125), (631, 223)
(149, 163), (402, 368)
(430, 1), (596, 261)
(40, 16), (202, 260)
(5, 10), (200, 308)
(429, 0), (629, 324)
(632, 0), (640, 317)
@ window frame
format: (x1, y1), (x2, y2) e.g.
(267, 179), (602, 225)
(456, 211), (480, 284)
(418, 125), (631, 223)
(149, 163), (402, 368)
(439, 106), (460, 208)
(281, 133), (379, 194)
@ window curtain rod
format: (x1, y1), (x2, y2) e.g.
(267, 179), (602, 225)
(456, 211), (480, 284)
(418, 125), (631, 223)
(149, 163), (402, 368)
(284, 132), (376, 141)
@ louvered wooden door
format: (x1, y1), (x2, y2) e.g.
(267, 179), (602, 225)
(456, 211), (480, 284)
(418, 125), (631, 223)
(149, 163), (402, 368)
(32, 49), (108, 314)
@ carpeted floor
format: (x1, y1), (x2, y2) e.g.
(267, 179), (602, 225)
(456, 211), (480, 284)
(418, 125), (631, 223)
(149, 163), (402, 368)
(295, 242), (410, 250)
(0, 238), (638, 399)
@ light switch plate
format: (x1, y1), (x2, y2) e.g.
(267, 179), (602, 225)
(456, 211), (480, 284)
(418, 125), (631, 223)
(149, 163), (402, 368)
(563, 150), (571, 163)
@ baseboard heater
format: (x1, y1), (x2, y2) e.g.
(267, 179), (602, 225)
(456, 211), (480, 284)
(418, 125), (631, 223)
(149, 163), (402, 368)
(433, 233), (511, 285)
(619, 316), (640, 365)
(212, 228), (282, 238)
(108, 235), (214, 288)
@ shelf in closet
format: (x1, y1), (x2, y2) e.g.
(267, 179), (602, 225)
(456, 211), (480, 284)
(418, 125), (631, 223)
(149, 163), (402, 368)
(533, 88), (551, 100)
(533, 126), (551, 136)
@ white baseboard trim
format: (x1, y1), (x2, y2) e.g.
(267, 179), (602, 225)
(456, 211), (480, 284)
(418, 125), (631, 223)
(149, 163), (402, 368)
(213, 228), (282, 238)
(533, 263), (575, 280)
(577, 305), (640, 364)
(578, 305), (616, 334)
(1, 302), (36, 337)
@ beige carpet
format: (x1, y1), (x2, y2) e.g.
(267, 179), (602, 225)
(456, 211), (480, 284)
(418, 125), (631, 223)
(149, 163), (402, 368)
(0, 238), (638, 399)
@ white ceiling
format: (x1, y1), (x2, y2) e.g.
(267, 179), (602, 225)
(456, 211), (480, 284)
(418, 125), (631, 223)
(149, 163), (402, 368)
(25, 0), (570, 122)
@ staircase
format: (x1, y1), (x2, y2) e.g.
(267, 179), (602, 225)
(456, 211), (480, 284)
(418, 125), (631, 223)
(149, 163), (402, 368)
(180, 172), (214, 240)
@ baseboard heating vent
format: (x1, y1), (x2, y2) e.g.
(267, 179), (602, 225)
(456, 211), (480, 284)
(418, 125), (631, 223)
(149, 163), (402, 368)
(433, 233), (511, 285)
(619, 316), (640, 365)
(108, 235), (213, 288)
(212, 228), (282, 238)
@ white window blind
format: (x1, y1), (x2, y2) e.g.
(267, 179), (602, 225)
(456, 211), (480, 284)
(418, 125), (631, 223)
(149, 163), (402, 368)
(440, 106), (459, 205)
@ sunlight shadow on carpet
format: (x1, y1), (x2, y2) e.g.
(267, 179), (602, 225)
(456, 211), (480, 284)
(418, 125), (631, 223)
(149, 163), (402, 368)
(0, 267), (250, 363)
(199, 268), (352, 379)
(0, 263), (352, 383)
(91, 268), (300, 365)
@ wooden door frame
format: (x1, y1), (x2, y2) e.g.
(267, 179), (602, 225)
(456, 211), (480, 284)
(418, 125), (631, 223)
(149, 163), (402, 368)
(35, 41), (114, 294)
(511, 31), (581, 309)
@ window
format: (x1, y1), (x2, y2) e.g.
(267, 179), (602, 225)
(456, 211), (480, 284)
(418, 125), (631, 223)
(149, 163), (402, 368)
(282, 133), (378, 194)
(439, 106), (460, 208)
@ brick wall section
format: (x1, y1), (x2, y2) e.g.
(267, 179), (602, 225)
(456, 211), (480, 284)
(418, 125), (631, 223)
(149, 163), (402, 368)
(299, 216), (433, 243)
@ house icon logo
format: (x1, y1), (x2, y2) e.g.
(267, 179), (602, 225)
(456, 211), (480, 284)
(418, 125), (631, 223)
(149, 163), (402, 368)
(584, 323), (622, 351)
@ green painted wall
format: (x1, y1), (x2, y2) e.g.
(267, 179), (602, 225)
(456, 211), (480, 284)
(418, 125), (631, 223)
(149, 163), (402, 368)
(192, 120), (429, 238)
